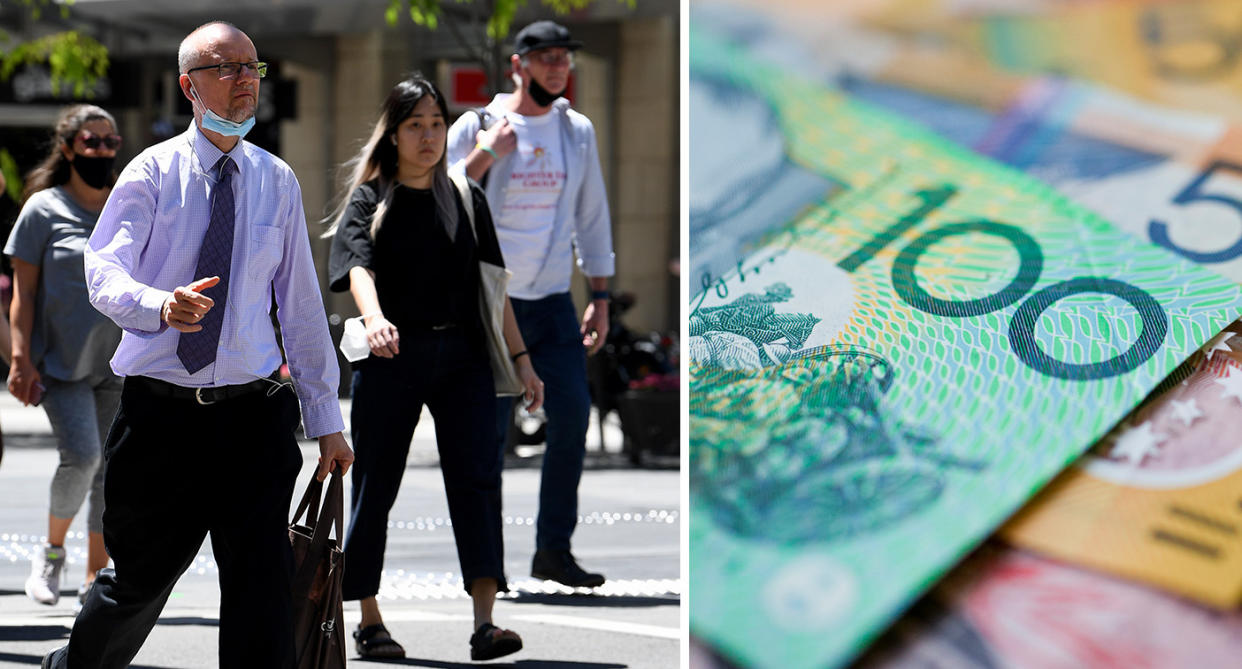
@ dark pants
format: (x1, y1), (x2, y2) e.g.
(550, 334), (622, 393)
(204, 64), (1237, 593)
(497, 292), (591, 552)
(58, 377), (302, 669)
(342, 330), (506, 599)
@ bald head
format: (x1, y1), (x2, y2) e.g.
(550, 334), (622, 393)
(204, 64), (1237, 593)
(178, 21), (251, 74)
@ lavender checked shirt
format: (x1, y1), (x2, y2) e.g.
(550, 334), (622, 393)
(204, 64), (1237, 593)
(85, 123), (345, 438)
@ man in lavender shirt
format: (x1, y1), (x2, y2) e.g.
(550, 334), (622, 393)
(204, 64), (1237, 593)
(42, 21), (352, 669)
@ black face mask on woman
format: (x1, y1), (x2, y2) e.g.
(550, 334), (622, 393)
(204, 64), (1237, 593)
(71, 154), (115, 190)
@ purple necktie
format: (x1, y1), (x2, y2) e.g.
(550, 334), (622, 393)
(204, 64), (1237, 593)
(177, 156), (236, 374)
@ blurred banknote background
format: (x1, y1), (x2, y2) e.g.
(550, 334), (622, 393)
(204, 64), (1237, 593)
(688, 1), (1242, 667)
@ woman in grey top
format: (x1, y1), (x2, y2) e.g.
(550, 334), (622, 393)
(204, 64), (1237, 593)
(5, 105), (124, 607)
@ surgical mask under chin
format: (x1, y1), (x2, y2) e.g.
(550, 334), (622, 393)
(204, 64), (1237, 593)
(527, 77), (564, 107)
(190, 82), (255, 138)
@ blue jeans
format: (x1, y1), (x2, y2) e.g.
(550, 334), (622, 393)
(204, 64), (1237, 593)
(498, 293), (591, 552)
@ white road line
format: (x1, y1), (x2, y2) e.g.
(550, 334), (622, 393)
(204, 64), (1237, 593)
(343, 609), (469, 623)
(513, 613), (680, 639)
(0, 608), (472, 628)
(0, 611), (681, 641)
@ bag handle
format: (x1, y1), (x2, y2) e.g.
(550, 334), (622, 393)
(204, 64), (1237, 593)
(325, 467), (344, 545)
(290, 472), (322, 530)
(290, 469), (344, 600)
(450, 173), (477, 242)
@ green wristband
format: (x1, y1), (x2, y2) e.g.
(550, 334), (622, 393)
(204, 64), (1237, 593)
(476, 143), (499, 160)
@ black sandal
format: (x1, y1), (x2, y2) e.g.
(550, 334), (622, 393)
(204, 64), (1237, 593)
(470, 622), (523, 661)
(354, 623), (406, 659)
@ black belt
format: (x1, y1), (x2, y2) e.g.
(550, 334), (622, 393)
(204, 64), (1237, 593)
(402, 321), (458, 331)
(131, 372), (280, 406)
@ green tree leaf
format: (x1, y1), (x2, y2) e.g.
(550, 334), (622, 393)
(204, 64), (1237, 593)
(0, 148), (21, 205)
(380, 0), (634, 96)
(0, 30), (109, 97)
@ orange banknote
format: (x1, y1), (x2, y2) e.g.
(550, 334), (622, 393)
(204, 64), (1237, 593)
(1003, 321), (1242, 608)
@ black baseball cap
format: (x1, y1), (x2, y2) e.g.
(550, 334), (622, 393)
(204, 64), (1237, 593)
(513, 20), (583, 56)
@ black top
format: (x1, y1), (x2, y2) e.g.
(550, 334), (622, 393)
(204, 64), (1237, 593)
(327, 179), (505, 338)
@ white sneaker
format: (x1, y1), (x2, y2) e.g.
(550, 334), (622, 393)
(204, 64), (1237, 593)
(25, 545), (65, 606)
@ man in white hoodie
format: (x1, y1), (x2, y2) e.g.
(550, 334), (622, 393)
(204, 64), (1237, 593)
(447, 20), (614, 588)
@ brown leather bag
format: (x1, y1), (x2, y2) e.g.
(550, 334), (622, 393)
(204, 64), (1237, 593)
(288, 469), (347, 669)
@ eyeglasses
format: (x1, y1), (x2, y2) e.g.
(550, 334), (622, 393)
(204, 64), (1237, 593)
(186, 61), (268, 80)
(528, 51), (575, 67)
(75, 131), (122, 151)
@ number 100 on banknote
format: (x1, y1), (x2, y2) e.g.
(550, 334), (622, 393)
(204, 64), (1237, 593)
(688, 24), (1242, 669)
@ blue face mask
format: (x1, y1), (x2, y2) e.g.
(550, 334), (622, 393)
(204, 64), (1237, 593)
(190, 82), (255, 138)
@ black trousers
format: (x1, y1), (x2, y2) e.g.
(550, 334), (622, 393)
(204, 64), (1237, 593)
(60, 376), (303, 669)
(342, 329), (506, 599)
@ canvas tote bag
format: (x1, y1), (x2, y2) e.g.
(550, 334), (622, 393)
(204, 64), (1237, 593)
(289, 469), (347, 669)
(450, 172), (524, 396)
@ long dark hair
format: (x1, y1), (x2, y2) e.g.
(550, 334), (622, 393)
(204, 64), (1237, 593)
(324, 75), (458, 239)
(22, 104), (118, 204)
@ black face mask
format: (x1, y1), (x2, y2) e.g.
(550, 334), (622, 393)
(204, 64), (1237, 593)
(528, 77), (564, 108)
(71, 154), (115, 190)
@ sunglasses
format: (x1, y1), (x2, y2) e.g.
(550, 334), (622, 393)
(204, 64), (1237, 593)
(75, 131), (123, 151)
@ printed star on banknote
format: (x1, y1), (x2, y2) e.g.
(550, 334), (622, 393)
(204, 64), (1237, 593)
(1003, 320), (1242, 608)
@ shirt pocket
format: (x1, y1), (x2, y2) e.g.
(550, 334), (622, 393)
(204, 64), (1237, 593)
(249, 224), (284, 281)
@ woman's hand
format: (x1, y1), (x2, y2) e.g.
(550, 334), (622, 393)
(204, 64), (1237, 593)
(515, 357), (544, 412)
(365, 313), (400, 358)
(8, 355), (41, 406)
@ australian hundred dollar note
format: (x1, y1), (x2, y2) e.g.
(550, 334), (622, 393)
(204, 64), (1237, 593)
(687, 12), (1242, 669)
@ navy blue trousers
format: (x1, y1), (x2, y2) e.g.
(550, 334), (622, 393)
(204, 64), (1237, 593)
(496, 293), (591, 552)
(342, 330), (506, 598)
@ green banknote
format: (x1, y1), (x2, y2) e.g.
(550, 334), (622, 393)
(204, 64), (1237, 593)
(687, 20), (1242, 669)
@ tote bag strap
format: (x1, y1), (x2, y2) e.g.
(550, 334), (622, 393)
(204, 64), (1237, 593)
(323, 467), (344, 544)
(291, 473), (322, 530)
(450, 172), (477, 241)
(290, 470), (343, 600)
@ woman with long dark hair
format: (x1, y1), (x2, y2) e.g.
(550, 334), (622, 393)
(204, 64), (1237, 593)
(4, 104), (123, 607)
(327, 75), (543, 661)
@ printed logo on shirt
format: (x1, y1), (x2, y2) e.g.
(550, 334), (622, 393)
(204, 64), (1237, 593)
(510, 143), (565, 197)
(500, 119), (565, 220)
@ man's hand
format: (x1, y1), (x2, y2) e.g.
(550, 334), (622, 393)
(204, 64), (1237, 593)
(163, 276), (219, 332)
(581, 300), (609, 355)
(516, 358), (545, 413)
(476, 117), (517, 159)
(316, 432), (354, 482)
